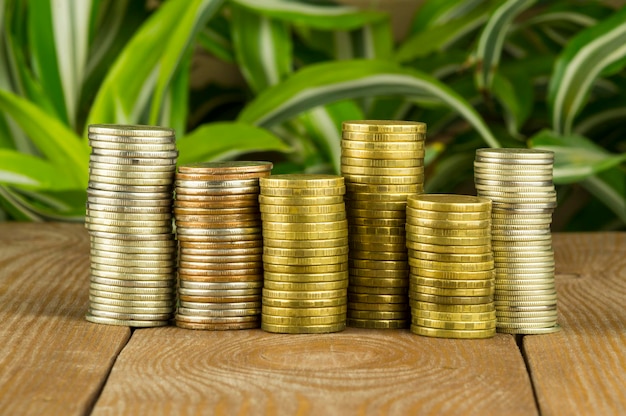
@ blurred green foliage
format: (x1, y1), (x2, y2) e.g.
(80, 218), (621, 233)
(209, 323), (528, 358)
(0, 0), (624, 229)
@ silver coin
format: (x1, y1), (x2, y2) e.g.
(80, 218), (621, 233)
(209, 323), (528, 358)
(88, 124), (175, 137)
(89, 236), (175, 247)
(88, 181), (172, 193)
(175, 179), (259, 188)
(179, 300), (261, 310)
(176, 227), (261, 236)
(85, 314), (169, 327)
(90, 256), (176, 268)
(87, 308), (172, 321)
(91, 148), (179, 159)
(180, 247), (263, 256)
(90, 154), (177, 166)
(89, 174), (174, 186)
(90, 262), (176, 274)
(88, 133), (175, 144)
(89, 168), (175, 180)
(86, 202), (172, 214)
(87, 210), (172, 221)
(89, 160), (177, 172)
(86, 223), (172, 235)
(85, 216), (172, 227)
(89, 289), (174, 301)
(86, 197), (172, 208)
(474, 155), (553, 165)
(176, 307), (260, 317)
(90, 268), (175, 281)
(89, 295), (175, 308)
(90, 275), (175, 288)
(89, 302), (174, 314)
(89, 140), (177, 152)
(87, 188), (173, 200)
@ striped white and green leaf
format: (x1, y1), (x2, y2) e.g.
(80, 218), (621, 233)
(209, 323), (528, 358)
(474, 0), (535, 92)
(409, 0), (485, 33)
(549, 7), (626, 135)
(238, 59), (500, 148)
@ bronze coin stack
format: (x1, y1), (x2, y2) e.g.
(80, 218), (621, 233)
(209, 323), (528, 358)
(474, 148), (560, 334)
(406, 194), (496, 339)
(259, 174), (348, 334)
(341, 120), (427, 329)
(173, 161), (272, 330)
(85, 124), (178, 327)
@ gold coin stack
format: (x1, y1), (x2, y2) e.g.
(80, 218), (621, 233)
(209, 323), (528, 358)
(474, 148), (560, 334)
(259, 174), (348, 334)
(406, 194), (496, 339)
(173, 161), (272, 330)
(341, 120), (427, 329)
(85, 124), (178, 327)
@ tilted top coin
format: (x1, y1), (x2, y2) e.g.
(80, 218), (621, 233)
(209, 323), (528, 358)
(260, 174), (344, 188)
(178, 161), (273, 174)
(342, 120), (427, 133)
(407, 194), (491, 212)
(88, 124), (175, 137)
(476, 148), (554, 160)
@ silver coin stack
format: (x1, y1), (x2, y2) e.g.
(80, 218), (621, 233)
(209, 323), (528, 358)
(174, 162), (272, 330)
(474, 148), (560, 334)
(85, 124), (178, 327)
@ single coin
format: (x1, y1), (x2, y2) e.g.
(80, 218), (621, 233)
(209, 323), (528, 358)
(410, 292), (493, 305)
(260, 212), (346, 223)
(88, 280), (176, 294)
(91, 147), (178, 159)
(262, 297), (346, 308)
(175, 320), (259, 330)
(262, 314), (346, 326)
(347, 318), (407, 329)
(349, 233), (406, 244)
(341, 165), (423, 176)
(348, 293), (407, 303)
(474, 156), (553, 165)
(345, 182), (422, 194)
(89, 296), (174, 308)
(175, 194), (258, 204)
(89, 160), (177, 172)
(345, 200), (407, 211)
(88, 302), (173, 314)
(407, 194), (491, 212)
(179, 260), (262, 270)
(496, 315), (557, 324)
(262, 220), (348, 233)
(259, 186), (345, 197)
(89, 288), (173, 301)
(264, 280), (348, 291)
(176, 234), (262, 243)
(175, 178), (259, 188)
(263, 254), (347, 266)
(85, 314), (168, 327)
(175, 171), (270, 181)
(260, 203), (345, 214)
(260, 174), (344, 188)
(412, 317), (496, 330)
(349, 242), (407, 252)
(90, 263), (175, 274)
(494, 292), (558, 302)
(88, 133), (174, 144)
(88, 124), (175, 137)
(411, 300), (494, 313)
(411, 276), (493, 289)
(409, 209), (491, 221)
(87, 210), (172, 221)
(406, 241), (491, 254)
(341, 140), (424, 151)
(341, 148), (423, 160)
(494, 300), (557, 308)
(86, 203), (172, 214)
(178, 288), (261, 298)
(90, 242), (175, 255)
(496, 324), (561, 335)
(261, 322), (345, 334)
(408, 250), (493, 263)
(180, 247), (262, 256)
(408, 258), (494, 272)
(90, 256), (176, 268)
(90, 269), (175, 282)
(476, 148), (554, 159)
(407, 234), (491, 246)
(349, 268), (409, 280)
(173, 207), (259, 216)
(349, 217), (406, 227)
(406, 216), (491, 230)
(258, 195), (344, 206)
(347, 209), (406, 221)
(264, 270), (348, 283)
(174, 314), (259, 324)
(263, 245), (349, 258)
(348, 310), (409, 320)
(179, 274), (263, 284)
(263, 237), (348, 249)
(348, 285), (408, 295)
(349, 259), (408, 271)
(263, 263), (348, 274)
(262, 288), (347, 300)
(490, 234), (553, 242)
(495, 283), (555, 292)
(179, 301), (261, 310)
(348, 302), (408, 312)
(342, 120), (427, 133)
(178, 161), (272, 174)
(262, 229), (348, 240)
(177, 307), (260, 317)
(179, 253), (261, 264)
(262, 305), (347, 317)
(412, 309), (496, 321)
(179, 280), (263, 290)
(175, 186), (259, 196)
(415, 268), (495, 280)
(491, 218), (553, 226)
(350, 250), (407, 261)
(89, 249), (175, 261)
(473, 171), (553, 182)
(346, 192), (409, 202)
(85, 217), (172, 229)
(495, 305), (557, 312)
(89, 168), (175, 179)
(179, 240), (262, 250)
(495, 310), (558, 319)
(178, 294), (260, 303)
(87, 188), (173, 200)
(341, 131), (426, 142)
(88, 308), (172, 321)
(341, 156), (422, 168)
(342, 174), (424, 185)
(411, 284), (494, 297)
(496, 320), (559, 329)
(406, 225), (490, 238)
(348, 225), (405, 236)
(89, 175), (174, 186)
(176, 227), (261, 236)
(349, 276), (408, 287)
(410, 325), (495, 339)
(175, 213), (260, 224)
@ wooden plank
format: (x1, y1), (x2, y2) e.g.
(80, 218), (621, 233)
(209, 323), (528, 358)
(93, 328), (536, 415)
(524, 232), (626, 416)
(0, 223), (130, 415)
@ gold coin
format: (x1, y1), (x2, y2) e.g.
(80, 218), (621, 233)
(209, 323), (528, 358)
(411, 284), (494, 297)
(180, 246), (263, 256)
(408, 250), (493, 263)
(347, 318), (407, 329)
(347, 209), (406, 220)
(350, 241), (406, 252)
(263, 280), (348, 291)
(406, 216), (491, 229)
(178, 161), (273, 174)
(349, 225), (405, 235)
(411, 276), (493, 289)
(258, 195), (344, 206)
(411, 300), (495, 313)
(348, 293), (407, 303)
(409, 258), (493, 272)
(263, 237), (348, 249)
(262, 288), (347, 300)
(348, 285), (408, 295)
(260, 212), (346, 223)
(179, 260), (261, 270)
(260, 174), (344, 188)
(341, 165), (424, 176)
(263, 254), (347, 266)
(260, 203), (345, 214)
(260, 186), (345, 197)
(347, 192), (409, 201)
(262, 305), (347, 317)
(175, 213), (259, 223)
(263, 263), (347, 274)
(262, 297), (346, 308)
(345, 200), (407, 211)
(409, 208), (491, 221)
(178, 287), (261, 297)
(412, 309), (496, 321)
(341, 130), (426, 142)
(264, 271), (348, 283)
(349, 233), (406, 244)
(345, 182), (422, 194)
(263, 245), (348, 258)
(406, 241), (491, 254)
(261, 322), (345, 334)
(348, 302), (409, 312)
(341, 140), (424, 151)
(342, 174), (423, 185)
(407, 194), (491, 212)
(350, 250), (407, 261)
(349, 259), (408, 270)
(349, 267), (409, 279)
(410, 292), (493, 305)
(412, 317), (496, 330)
(341, 156), (423, 168)
(262, 222), (348, 235)
(349, 276), (408, 287)
(405, 224), (490, 237)
(175, 171), (270, 181)
(178, 267), (262, 277)
(262, 314), (345, 326)
(410, 325), (495, 339)
(348, 310), (409, 320)
(407, 234), (491, 246)
(342, 120), (426, 133)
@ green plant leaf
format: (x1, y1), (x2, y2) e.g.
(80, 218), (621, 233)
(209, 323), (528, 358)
(396, 1), (496, 63)
(198, 22), (235, 63)
(529, 129), (626, 184)
(0, 149), (78, 190)
(237, 59), (500, 148)
(409, 0), (485, 33)
(581, 169), (626, 223)
(177, 122), (291, 165)
(549, 7), (626, 135)
(230, 4), (292, 93)
(491, 71), (532, 136)
(229, 0), (386, 30)
(0, 90), (88, 186)
(474, 0), (535, 92)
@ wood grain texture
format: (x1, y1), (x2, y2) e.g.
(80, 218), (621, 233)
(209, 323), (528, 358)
(93, 327), (536, 416)
(0, 223), (130, 415)
(524, 232), (626, 416)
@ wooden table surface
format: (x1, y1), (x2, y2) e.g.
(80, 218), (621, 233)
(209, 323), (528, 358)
(0, 223), (624, 415)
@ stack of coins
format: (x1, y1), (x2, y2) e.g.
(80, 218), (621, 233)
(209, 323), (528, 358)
(341, 120), (427, 329)
(406, 194), (496, 339)
(259, 174), (348, 334)
(474, 148), (560, 334)
(173, 162), (272, 330)
(85, 124), (178, 327)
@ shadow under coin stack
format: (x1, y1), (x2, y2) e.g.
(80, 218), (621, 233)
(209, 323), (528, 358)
(173, 162), (272, 330)
(474, 148), (560, 334)
(406, 194), (496, 339)
(341, 120), (427, 329)
(259, 174), (348, 334)
(85, 124), (178, 327)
